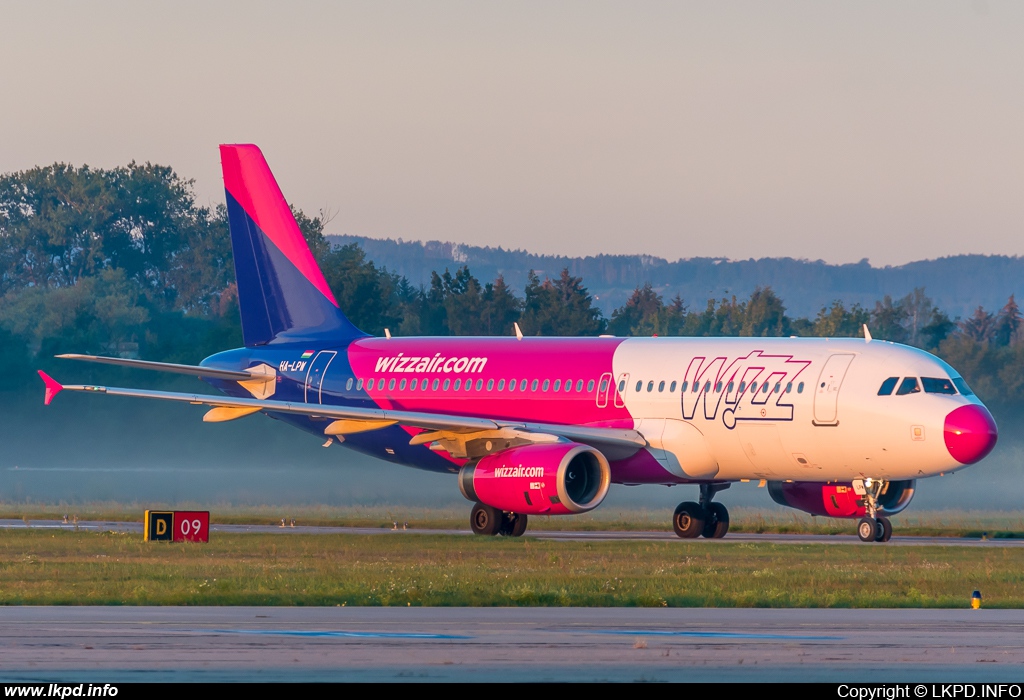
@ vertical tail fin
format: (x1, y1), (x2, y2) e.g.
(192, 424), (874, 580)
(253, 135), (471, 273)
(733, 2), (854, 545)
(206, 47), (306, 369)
(220, 144), (366, 346)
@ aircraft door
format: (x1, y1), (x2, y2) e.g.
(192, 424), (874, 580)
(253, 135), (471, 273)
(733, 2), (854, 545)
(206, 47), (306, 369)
(614, 373), (629, 408)
(304, 351), (337, 404)
(596, 372), (613, 408)
(813, 354), (855, 425)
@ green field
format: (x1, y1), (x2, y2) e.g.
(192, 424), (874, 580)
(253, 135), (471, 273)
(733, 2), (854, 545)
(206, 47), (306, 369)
(1, 529), (1022, 607)
(5, 503), (1024, 538)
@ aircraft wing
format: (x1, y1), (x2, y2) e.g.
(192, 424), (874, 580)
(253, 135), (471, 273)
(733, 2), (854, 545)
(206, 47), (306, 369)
(37, 372), (646, 458)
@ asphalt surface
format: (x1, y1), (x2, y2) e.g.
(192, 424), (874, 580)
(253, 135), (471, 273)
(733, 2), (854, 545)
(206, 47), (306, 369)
(1, 607), (1023, 682)
(1, 518), (1020, 546)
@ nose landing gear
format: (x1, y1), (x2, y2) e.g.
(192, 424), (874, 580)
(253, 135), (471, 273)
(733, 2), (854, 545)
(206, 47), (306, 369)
(672, 484), (731, 539)
(854, 478), (893, 543)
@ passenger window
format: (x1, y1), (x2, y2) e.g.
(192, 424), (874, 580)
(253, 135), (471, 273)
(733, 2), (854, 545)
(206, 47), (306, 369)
(454, 379), (462, 390)
(565, 380), (572, 393)
(409, 379), (418, 390)
(636, 380), (643, 392)
(774, 383), (781, 393)
(739, 381), (746, 392)
(389, 378), (397, 391)
(658, 381), (665, 392)
(486, 379), (493, 391)
(432, 379), (440, 391)
(443, 379), (451, 391)
(466, 380), (473, 392)
(399, 379), (407, 390)
(521, 379), (528, 391)
(896, 377), (921, 396)
(616, 380), (623, 392)
(542, 379), (550, 391)
(509, 378), (516, 391)
(797, 382), (804, 393)
(497, 379), (505, 390)
(575, 380), (583, 392)
(715, 382), (723, 393)
(345, 378), (353, 391)
(877, 377), (898, 396)
(922, 377), (957, 395)
(681, 381), (689, 393)
(357, 378), (364, 391)
(952, 377), (974, 396)
(531, 379), (539, 391)
(750, 382), (757, 393)
(762, 382), (769, 394)
(556, 379), (563, 391)
(785, 382), (792, 393)
(647, 381), (654, 392)
(727, 381), (734, 393)
(704, 381), (712, 393)
(600, 379), (608, 392)
(587, 380), (595, 392)
(670, 381), (677, 392)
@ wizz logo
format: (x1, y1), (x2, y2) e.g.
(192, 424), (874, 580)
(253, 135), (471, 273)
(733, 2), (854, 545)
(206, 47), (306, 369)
(681, 351), (811, 429)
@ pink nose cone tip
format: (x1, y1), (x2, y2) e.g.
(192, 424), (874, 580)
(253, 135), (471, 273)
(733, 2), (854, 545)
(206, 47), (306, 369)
(944, 404), (998, 465)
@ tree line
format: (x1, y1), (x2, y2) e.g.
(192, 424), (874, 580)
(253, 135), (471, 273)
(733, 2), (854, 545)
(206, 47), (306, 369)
(2, 161), (1023, 408)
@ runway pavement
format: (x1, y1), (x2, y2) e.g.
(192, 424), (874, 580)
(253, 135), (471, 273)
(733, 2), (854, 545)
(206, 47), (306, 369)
(1, 518), (1021, 546)
(1, 607), (1023, 682)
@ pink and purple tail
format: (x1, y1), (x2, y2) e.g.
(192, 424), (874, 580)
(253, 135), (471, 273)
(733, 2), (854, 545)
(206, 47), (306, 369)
(220, 144), (366, 346)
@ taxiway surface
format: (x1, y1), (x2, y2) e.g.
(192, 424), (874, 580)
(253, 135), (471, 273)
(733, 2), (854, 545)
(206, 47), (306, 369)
(1, 607), (1022, 682)
(0, 518), (1019, 547)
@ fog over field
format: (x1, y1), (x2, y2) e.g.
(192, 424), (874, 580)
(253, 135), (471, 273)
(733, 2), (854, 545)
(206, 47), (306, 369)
(2, 374), (1020, 514)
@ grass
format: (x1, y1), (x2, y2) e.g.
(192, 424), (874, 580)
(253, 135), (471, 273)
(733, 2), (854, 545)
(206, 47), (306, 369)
(1, 529), (1023, 607)
(4, 502), (1024, 538)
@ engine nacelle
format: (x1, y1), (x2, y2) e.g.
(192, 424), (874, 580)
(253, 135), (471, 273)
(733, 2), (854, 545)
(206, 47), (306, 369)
(459, 442), (611, 515)
(767, 480), (916, 518)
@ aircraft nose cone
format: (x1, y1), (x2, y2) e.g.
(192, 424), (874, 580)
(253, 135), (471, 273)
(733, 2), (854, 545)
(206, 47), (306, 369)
(944, 404), (998, 464)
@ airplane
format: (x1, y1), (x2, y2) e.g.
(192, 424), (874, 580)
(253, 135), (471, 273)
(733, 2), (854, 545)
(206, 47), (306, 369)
(37, 144), (999, 543)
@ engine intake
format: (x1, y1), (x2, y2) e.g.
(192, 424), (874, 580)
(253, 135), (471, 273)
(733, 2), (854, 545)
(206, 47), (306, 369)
(768, 480), (916, 518)
(459, 442), (611, 515)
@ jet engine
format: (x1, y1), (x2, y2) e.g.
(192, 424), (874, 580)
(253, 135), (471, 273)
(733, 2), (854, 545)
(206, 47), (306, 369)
(458, 442), (611, 516)
(767, 480), (916, 518)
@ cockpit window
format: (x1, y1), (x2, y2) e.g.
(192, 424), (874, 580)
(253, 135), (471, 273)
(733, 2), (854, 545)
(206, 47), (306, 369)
(921, 377), (957, 395)
(877, 377), (898, 396)
(952, 377), (975, 396)
(895, 377), (921, 396)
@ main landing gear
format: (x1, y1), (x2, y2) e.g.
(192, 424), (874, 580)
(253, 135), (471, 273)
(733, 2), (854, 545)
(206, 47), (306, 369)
(855, 478), (893, 543)
(673, 484), (730, 539)
(470, 502), (528, 537)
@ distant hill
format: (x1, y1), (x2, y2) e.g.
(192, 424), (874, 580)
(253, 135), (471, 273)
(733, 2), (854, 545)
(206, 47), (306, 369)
(328, 235), (1024, 319)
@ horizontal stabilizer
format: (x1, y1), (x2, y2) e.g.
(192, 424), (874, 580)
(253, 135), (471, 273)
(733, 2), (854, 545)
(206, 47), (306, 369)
(56, 354), (253, 381)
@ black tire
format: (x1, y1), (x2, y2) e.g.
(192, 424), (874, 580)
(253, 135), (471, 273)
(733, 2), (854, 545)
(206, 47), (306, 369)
(471, 502), (502, 536)
(857, 517), (877, 542)
(876, 516), (892, 542)
(497, 512), (528, 537)
(702, 502), (730, 539)
(510, 513), (528, 537)
(673, 502), (706, 539)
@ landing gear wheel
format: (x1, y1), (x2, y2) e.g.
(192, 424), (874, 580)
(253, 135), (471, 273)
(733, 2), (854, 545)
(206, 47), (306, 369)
(857, 517), (878, 543)
(702, 502), (730, 539)
(470, 502), (502, 536)
(876, 516), (892, 542)
(498, 512), (528, 537)
(673, 502), (706, 539)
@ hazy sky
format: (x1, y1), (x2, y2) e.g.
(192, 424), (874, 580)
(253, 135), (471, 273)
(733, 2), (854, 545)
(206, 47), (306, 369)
(2, 1), (1022, 266)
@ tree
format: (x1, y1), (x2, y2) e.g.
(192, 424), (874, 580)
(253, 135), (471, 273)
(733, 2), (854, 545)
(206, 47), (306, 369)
(960, 306), (995, 343)
(520, 269), (605, 336)
(993, 295), (1022, 347)
(608, 283), (665, 336)
(870, 295), (908, 343)
(812, 300), (869, 338)
(741, 287), (789, 337)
